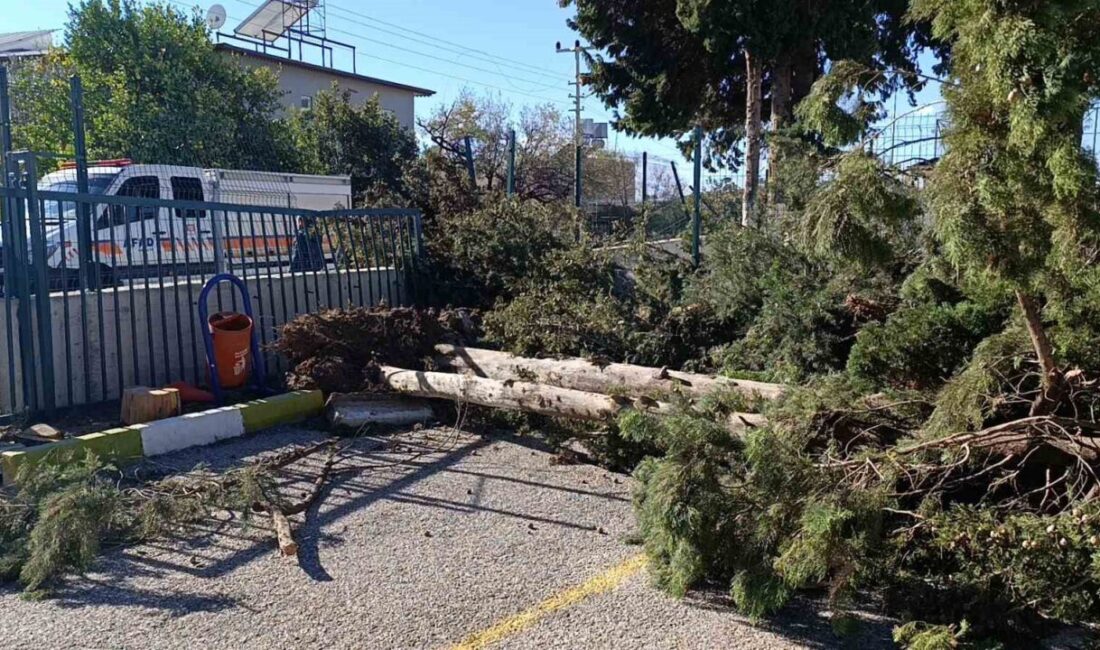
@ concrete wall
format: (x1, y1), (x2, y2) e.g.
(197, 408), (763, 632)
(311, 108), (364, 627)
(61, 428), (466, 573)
(0, 266), (405, 413)
(230, 55), (418, 131)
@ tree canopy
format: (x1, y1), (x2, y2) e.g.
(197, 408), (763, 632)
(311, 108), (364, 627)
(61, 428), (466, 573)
(287, 87), (420, 205)
(914, 0), (1100, 406)
(11, 0), (292, 170)
(565, 0), (928, 159)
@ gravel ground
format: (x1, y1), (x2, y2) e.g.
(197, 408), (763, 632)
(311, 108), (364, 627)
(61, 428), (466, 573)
(0, 423), (892, 649)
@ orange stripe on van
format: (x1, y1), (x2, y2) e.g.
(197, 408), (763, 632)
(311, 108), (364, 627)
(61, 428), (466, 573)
(95, 242), (123, 257)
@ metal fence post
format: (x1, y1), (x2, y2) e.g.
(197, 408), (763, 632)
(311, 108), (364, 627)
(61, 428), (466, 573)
(7, 155), (39, 413)
(463, 135), (477, 187)
(692, 127), (702, 267)
(23, 156), (54, 412)
(0, 66), (16, 414)
(70, 75), (97, 291)
(506, 129), (516, 197)
(0, 67), (11, 166)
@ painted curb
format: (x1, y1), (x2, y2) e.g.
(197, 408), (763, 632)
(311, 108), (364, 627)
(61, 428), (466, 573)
(238, 390), (326, 433)
(1, 390), (323, 485)
(138, 406), (246, 457)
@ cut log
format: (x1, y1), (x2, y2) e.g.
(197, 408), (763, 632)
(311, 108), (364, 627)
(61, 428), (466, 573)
(16, 423), (65, 444)
(434, 345), (785, 401)
(121, 387), (181, 425)
(271, 510), (298, 557)
(378, 366), (766, 435)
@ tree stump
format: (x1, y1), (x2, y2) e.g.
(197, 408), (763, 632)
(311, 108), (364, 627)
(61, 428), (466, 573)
(121, 387), (181, 425)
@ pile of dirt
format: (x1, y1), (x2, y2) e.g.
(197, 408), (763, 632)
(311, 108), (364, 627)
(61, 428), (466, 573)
(273, 305), (480, 394)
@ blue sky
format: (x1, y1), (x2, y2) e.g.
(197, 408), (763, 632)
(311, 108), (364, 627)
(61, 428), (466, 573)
(8, 0), (945, 171)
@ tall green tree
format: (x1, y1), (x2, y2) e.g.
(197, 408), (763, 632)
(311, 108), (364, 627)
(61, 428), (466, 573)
(10, 0), (292, 170)
(911, 0), (1100, 413)
(565, 0), (926, 224)
(287, 87), (420, 206)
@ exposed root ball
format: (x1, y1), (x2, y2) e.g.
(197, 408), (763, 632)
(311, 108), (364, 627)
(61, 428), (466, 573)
(285, 356), (364, 393)
(273, 305), (480, 393)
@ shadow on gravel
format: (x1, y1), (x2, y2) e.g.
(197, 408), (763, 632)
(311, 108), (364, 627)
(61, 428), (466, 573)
(49, 575), (244, 617)
(682, 587), (896, 649)
(44, 431), (492, 616)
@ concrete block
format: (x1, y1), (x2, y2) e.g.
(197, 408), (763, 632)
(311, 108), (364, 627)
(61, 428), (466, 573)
(1, 426), (143, 484)
(327, 394), (434, 428)
(139, 407), (245, 456)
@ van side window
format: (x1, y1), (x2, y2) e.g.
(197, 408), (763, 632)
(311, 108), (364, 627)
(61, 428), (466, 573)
(171, 177), (206, 219)
(99, 176), (160, 228)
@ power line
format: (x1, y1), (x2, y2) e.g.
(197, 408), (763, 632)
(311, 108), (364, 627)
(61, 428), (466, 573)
(321, 24), (563, 93)
(323, 0), (564, 78)
(322, 3), (564, 82)
(348, 47), (570, 105)
(218, 0), (564, 90)
(165, 1), (571, 106)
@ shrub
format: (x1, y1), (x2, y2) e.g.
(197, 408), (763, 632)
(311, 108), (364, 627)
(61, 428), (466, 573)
(425, 198), (574, 308)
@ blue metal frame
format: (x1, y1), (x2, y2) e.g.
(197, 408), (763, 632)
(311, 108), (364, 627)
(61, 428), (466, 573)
(198, 273), (268, 404)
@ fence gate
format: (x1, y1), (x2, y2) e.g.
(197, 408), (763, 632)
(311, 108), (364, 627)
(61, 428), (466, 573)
(0, 153), (423, 419)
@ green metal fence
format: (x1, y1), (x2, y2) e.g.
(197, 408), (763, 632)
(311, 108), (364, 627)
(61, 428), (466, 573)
(0, 154), (422, 417)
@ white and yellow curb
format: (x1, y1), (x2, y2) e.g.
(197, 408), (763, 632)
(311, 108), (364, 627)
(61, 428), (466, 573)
(1, 390), (324, 484)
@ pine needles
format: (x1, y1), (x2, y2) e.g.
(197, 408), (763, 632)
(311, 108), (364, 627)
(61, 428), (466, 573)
(0, 441), (335, 596)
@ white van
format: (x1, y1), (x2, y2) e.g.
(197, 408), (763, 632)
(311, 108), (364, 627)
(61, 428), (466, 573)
(25, 161), (353, 287)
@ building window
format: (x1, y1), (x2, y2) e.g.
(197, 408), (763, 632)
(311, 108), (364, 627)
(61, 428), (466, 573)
(300, 95), (313, 110)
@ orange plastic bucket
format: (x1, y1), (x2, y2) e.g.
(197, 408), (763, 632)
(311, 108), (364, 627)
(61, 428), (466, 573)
(208, 312), (253, 389)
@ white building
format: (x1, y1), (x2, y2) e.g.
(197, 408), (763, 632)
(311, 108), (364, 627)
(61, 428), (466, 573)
(215, 43), (433, 131)
(0, 30), (54, 63)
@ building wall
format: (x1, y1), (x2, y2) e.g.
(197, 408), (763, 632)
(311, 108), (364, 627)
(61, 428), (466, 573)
(228, 54), (418, 130)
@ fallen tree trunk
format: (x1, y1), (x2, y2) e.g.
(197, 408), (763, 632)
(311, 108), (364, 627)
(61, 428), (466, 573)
(380, 365), (669, 420)
(434, 345), (785, 401)
(378, 366), (766, 435)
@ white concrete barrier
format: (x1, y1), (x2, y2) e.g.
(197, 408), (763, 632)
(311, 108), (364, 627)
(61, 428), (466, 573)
(0, 266), (404, 412)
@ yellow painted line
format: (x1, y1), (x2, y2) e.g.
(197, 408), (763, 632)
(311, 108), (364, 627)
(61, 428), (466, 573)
(451, 553), (647, 650)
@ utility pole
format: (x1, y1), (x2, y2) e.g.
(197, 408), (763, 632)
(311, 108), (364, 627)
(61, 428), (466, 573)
(556, 40), (591, 209)
(692, 126), (702, 267)
(506, 128), (516, 197)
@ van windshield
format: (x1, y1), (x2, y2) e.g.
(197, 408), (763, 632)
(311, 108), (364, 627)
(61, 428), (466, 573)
(39, 173), (118, 223)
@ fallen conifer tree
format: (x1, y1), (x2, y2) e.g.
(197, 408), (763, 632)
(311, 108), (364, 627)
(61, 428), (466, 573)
(0, 440), (342, 594)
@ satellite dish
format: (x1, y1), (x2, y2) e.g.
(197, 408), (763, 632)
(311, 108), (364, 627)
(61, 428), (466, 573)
(206, 4), (227, 30)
